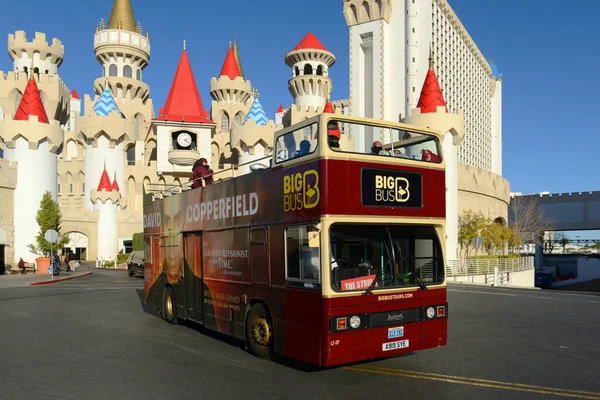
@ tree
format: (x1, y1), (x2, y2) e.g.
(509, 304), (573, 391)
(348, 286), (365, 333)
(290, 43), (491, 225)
(481, 221), (503, 255)
(509, 195), (554, 248)
(502, 225), (520, 253)
(28, 191), (69, 256)
(552, 231), (570, 253)
(458, 210), (488, 260)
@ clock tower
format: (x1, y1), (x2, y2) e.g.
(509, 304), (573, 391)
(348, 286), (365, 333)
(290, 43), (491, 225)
(151, 43), (216, 178)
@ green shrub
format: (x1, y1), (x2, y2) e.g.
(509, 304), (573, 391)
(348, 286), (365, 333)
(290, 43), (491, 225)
(117, 253), (130, 262)
(132, 232), (144, 251)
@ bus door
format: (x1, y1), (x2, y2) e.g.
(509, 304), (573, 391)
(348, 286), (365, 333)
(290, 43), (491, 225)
(183, 233), (203, 322)
(250, 228), (269, 285)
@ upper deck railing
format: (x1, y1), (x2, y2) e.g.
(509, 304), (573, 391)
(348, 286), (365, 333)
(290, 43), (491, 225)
(144, 114), (444, 203)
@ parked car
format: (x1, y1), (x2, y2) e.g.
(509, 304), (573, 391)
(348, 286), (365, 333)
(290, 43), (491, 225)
(127, 251), (144, 277)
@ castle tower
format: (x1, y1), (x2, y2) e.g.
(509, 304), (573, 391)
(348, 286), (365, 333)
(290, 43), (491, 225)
(3, 31), (71, 125)
(67, 89), (81, 131)
(285, 32), (336, 109)
(93, 0), (150, 101)
(402, 52), (464, 261)
(275, 104), (285, 127)
(209, 43), (253, 135)
(8, 31), (64, 76)
(78, 83), (133, 210)
(231, 90), (275, 174)
(0, 70), (63, 262)
(152, 44), (215, 174)
(91, 162), (121, 260)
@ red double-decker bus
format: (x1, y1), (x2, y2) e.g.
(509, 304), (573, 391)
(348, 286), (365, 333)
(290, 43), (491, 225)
(143, 114), (448, 367)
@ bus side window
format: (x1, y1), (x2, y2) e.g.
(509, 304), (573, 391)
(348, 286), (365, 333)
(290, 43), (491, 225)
(285, 225), (320, 286)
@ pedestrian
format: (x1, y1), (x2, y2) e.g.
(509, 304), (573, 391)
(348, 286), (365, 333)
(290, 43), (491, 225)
(18, 257), (26, 274)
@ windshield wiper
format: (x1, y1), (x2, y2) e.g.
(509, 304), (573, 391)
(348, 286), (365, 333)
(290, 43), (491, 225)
(364, 228), (395, 296)
(402, 272), (428, 291)
(363, 260), (386, 296)
(416, 276), (428, 291)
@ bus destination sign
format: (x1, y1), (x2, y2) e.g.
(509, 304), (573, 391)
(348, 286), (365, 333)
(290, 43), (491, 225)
(361, 168), (422, 208)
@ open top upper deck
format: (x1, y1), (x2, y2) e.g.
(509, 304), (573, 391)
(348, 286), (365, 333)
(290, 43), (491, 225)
(143, 114), (446, 235)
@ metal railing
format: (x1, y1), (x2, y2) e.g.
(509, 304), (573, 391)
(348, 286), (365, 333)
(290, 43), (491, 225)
(144, 155), (272, 199)
(446, 256), (534, 277)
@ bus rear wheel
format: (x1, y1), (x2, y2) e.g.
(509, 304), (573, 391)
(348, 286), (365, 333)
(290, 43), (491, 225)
(246, 303), (273, 360)
(163, 286), (177, 324)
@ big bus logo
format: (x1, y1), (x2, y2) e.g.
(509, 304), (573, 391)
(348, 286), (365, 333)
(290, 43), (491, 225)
(283, 169), (320, 212)
(375, 175), (410, 203)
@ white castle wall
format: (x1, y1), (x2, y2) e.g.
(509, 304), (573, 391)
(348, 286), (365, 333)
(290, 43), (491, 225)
(83, 138), (125, 210)
(239, 143), (269, 175)
(95, 200), (117, 259)
(4, 139), (57, 261)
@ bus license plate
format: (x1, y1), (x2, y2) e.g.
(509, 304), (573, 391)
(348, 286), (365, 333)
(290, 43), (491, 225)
(382, 340), (409, 352)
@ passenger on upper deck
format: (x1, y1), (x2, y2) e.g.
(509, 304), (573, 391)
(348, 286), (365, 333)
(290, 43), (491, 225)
(191, 157), (214, 188)
(370, 141), (390, 156)
(327, 120), (341, 150)
(293, 140), (311, 158)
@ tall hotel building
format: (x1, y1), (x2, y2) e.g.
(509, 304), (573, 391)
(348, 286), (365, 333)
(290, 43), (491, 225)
(343, 0), (508, 259)
(344, 0), (502, 174)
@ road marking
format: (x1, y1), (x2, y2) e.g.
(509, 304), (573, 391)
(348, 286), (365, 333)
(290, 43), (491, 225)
(448, 288), (600, 304)
(344, 366), (600, 399)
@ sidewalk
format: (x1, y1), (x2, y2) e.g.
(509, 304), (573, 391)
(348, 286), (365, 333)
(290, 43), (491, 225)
(0, 264), (93, 288)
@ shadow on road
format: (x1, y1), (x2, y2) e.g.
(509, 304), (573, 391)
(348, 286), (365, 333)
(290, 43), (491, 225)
(136, 288), (159, 317)
(134, 287), (417, 372)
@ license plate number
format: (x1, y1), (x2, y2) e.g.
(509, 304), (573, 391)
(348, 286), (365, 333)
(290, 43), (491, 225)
(382, 340), (409, 351)
(388, 327), (404, 339)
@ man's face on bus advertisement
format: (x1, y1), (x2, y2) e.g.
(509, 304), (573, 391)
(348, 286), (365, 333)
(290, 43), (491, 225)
(161, 195), (183, 283)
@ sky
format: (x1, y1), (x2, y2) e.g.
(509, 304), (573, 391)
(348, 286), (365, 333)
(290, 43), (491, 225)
(0, 0), (599, 238)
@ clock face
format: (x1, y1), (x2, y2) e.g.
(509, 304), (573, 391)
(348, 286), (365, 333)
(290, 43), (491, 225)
(177, 132), (192, 148)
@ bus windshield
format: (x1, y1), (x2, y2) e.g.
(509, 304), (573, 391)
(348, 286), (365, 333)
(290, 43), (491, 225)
(327, 120), (442, 163)
(329, 224), (444, 292)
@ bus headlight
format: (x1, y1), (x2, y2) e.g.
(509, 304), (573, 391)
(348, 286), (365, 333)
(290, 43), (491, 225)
(349, 315), (361, 329)
(426, 307), (435, 319)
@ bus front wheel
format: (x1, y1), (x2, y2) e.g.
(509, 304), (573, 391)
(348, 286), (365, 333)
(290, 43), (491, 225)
(163, 286), (177, 324)
(246, 303), (273, 360)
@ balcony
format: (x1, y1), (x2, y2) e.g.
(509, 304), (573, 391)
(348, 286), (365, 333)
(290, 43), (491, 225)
(168, 149), (200, 166)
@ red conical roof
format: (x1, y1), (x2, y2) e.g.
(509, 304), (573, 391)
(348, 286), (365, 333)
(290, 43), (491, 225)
(417, 65), (448, 114)
(323, 101), (335, 113)
(276, 104), (284, 113)
(219, 47), (241, 80)
(97, 164), (112, 192)
(14, 74), (49, 124)
(292, 32), (327, 51)
(71, 89), (80, 100)
(111, 172), (120, 192)
(153, 49), (214, 124)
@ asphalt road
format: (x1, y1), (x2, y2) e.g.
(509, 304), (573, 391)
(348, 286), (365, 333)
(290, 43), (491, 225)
(0, 269), (599, 400)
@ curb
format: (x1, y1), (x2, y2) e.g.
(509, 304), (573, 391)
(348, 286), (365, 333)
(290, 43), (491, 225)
(30, 271), (93, 286)
(95, 267), (127, 271)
